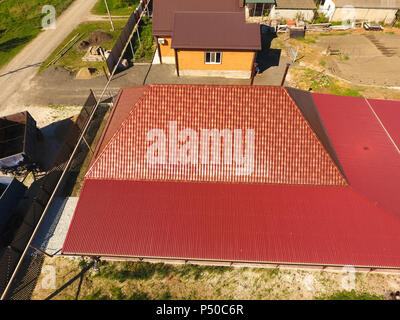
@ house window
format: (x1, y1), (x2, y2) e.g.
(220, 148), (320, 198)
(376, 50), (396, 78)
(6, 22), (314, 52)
(205, 52), (222, 64)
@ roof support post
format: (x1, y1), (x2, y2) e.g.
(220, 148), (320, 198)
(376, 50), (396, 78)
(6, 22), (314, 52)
(280, 63), (290, 86)
(174, 49), (180, 77)
(250, 51), (257, 85)
(155, 36), (162, 64)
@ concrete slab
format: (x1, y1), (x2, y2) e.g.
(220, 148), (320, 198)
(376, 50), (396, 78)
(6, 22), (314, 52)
(32, 197), (78, 255)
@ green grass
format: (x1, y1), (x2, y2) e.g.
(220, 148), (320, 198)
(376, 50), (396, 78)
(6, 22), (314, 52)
(0, 0), (75, 69)
(40, 20), (128, 72)
(41, 16), (154, 71)
(94, 260), (232, 283)
(318, 290), (385, 300)
(330, 21), (344, 26)
(296, 37), (316, 44)
(131, 16), (155, 62)
(319, 32), (350, 37)
(319, 60), (326, 67)
(92, 0), (140, 16)
(294, 67), (365, 98)
(312, 12), (329, 24)
(330, 87), (363, 97)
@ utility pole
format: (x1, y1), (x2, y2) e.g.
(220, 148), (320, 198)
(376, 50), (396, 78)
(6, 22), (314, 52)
(104, 0), (115, 31)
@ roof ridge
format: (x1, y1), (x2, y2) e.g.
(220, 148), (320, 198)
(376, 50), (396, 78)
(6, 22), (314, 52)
(282, 87), (348, 185)
(85, 86), (151, 178)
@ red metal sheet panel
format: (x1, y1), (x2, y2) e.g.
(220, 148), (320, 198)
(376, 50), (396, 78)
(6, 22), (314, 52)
(312, 93), (400, 217)
(87, 85), (346, 186)
(367, 98), (400, 150)
(62, 180), (400, 268)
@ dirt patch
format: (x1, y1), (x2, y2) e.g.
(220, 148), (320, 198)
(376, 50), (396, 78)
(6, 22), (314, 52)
(77, 30), (114, 52)
(314, 34), (400, 86)
(75, 67), (97, 79)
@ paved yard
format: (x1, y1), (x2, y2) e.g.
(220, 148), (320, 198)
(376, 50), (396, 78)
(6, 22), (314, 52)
(19, 54), (290, 107)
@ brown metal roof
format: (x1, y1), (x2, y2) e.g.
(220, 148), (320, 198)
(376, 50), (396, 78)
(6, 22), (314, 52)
(152, 0), (244, 36)
(171, 12), (261, 50)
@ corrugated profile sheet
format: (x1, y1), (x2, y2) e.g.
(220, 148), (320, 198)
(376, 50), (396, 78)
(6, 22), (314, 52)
(86, 85), (347, 186)
(312, 93), (400, 218)
(62, 179), (400, 268)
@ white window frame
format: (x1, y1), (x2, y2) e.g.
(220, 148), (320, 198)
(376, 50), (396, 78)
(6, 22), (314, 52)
(205, 52), (222, 64)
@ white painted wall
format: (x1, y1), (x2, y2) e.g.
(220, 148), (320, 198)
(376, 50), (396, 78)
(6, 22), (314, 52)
(332, 8), (398, 24)
(270, 6), (315, 21)
(318, 0), (398, 24)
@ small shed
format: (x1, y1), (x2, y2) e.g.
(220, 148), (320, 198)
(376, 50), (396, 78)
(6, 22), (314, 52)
(0, 111), (39, 172)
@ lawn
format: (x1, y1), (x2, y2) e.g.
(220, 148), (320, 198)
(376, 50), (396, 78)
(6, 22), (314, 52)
(40, 20), (128, 73)
(92, 0), (140, 16)
(131, 16), (155, 62)
(0, 0), (75, 69)
(41, 14), (155, 72)
(32, 257), (394, 300)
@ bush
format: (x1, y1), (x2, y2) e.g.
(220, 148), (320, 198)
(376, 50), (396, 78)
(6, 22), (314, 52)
(313, 12), (329, 24)
(130, 291), (150, 300)
(319, 290), (385, 300)
(84, 289), (110, 300)
(160, 290), (172, 300)
(110, 286), (125, 300)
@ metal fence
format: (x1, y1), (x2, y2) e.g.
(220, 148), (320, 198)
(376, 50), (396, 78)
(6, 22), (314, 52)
(106, 0), (150, 73)
(0, 91), (98, 299)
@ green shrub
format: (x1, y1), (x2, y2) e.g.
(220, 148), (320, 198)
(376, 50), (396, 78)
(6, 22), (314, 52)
(110, 286), (125, 300)
(313, 12), (329, 24)
(84, 289), (110, 300)
(160, 290), (172, 300)
(130, 291), (150, 300)
(318, 290), (385, 300)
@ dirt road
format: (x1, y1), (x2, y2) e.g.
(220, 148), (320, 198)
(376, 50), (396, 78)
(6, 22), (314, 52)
(0, 0), (98, 116)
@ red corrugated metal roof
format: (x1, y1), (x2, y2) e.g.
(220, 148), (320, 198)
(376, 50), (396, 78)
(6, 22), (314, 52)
(87, 85), (347, 186)
(367, 98), (400, 150)
(312, 93), (400, 218)
(62, 86), (400, 268)
(62, 180), (400, 268)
